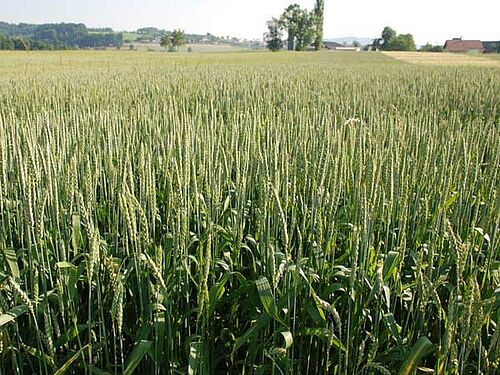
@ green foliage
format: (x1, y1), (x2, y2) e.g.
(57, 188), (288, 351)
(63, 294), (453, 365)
(388, 34), (416, 51)
(280, 4), (316, 51)
(381, 26), (396, 46)
(0, 22), (123, 50)
(0, 50), (498, 374)
(380, 26), (416, 51)
(265, 18), (284, 52)
(420, 43), (444, 52)
(266, 2), (322, 52)
(313, 0), (325, 50)
(160, 29), (186, 52)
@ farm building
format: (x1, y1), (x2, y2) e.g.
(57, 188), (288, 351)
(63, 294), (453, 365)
(444, 39), (484, 53)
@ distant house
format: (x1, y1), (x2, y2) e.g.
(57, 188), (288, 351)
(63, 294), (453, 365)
(323, 41), (343, 50)
(482, 41), (500, 53)
(323, 42), (360, 51)
(444, 38), (484, 53)
(334, 46), (361, 52)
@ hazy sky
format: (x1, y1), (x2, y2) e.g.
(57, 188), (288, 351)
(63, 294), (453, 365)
(0, 0), (498, 45)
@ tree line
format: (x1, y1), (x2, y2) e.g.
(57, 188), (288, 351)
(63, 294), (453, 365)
(0, 33), (57, 50)
(0, 22), (123, 50)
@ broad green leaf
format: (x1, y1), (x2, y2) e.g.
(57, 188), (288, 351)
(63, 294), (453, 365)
(0, 305), (28, 326)
(399, 337), (435, 375)
(208, 272), (234, 315)
(383, 251), (400, 281)
(1, 246), (19, 279)
(255, 276), (280, 321)
(124, 340), (152, 375)
(52, 344), (89, 375)
(383, 313), (404, 353)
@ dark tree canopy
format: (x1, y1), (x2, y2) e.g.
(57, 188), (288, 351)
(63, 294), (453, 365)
(381, 27), (396, 46)
(264, 18), (284, 52)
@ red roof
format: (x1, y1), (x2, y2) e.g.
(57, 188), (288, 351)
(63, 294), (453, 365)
(444, 40), (484, 52)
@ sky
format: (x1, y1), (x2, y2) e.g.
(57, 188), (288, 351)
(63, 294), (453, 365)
(0, 0), (499, 45)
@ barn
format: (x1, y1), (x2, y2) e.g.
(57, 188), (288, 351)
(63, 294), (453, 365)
(444, 39), (484, 53)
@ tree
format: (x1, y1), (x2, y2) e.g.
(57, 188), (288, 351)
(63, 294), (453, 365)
(161, 29), (186, 52)
(160, 33), (172, 50)
(379, 26), (416, 51)
(264, 18), (284, 52)
(280, 4), (302, 51)
(372, 38), (383, 50)
(313, 0), (324, 50)
(381, 26), (396, 49)
(389, 34), (416, 51)
(293, 10), (316, 51)
(265, 3), (323, 52)
(171, 29), (186, 51)
(279, 4), (316, 51)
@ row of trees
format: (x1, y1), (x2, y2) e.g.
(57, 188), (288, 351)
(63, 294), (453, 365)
(265, 1), (325, 52)
(0, 22), (123, 49)
(373, 26), (416, 51)
(419, 43), (444, 52)
(0, 33), (67, 50)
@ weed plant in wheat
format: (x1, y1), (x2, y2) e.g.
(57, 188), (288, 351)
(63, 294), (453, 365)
(0, 50), (499, 374)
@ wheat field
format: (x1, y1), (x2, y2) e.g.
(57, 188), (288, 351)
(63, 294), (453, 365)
(384, 51), (500, 67)
(0, 51), (499, 374)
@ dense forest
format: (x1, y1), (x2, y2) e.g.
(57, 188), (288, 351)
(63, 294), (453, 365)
(0, 22), (123, 50)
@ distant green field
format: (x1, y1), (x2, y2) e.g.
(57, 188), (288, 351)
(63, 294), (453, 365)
(0, 51), (498, 375)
